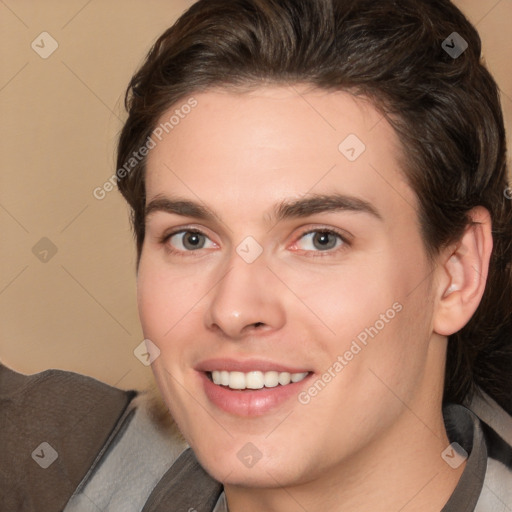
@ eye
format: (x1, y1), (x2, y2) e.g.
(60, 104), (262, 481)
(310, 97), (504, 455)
(292, 228), (349, 256)
(162, 229), (216, 253)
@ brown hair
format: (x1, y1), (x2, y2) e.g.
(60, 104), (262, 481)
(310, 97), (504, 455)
(117, 0), (512, 413)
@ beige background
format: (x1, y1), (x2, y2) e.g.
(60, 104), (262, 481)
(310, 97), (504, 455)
(1, 0), (511, 392)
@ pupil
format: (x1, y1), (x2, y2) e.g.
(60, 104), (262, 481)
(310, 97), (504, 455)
(315, 232), (335, 250)
(185, 233), (202, 249)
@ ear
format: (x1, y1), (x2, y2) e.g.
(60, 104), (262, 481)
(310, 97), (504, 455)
(433, 206), (493, 336)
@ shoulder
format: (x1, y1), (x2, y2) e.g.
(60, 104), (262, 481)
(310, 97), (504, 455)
(0, 362), (136, 512)
(63, 385), (192, 511)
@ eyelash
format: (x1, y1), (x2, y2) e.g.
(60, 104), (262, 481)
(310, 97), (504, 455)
(159, 226), (351, 259)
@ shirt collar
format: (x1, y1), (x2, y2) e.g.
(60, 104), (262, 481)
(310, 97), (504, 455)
(441, 403), (488, 511)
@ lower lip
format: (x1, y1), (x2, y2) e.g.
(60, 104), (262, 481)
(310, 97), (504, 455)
(199, 372), (312, 417)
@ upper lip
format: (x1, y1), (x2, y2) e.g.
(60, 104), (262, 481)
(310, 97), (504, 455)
(195, 358), (311, 374)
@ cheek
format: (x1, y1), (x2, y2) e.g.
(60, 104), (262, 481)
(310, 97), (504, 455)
(332, 263), (434, 407)
(293, 246), (432, 379)
(136, 254), (199, 339)
(137, 261), (166, 338)
(283, 255), (404, 343)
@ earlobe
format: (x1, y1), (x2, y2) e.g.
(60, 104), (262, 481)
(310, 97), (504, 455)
(433, 207), (493, 336)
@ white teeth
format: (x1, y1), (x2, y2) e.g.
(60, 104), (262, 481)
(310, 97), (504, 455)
(229, 371), (246, 390)
(209, 370), (308, 390)
(278, 372), (291, 385)
(291, 372), (308, 383)
(264, 371), (279, 388)
(220, 370), (230, 386)
(246, 371), (264, 389)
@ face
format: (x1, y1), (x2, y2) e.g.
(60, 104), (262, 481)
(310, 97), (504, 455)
(137, 86), (441, 488)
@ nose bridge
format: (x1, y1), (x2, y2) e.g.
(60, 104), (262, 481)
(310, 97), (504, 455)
(204, 241), (285, 338)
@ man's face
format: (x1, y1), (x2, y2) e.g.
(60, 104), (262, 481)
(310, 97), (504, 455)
(138, 86), (442, 487)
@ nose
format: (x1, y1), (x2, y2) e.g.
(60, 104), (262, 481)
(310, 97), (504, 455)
(204, 247), (286, 340)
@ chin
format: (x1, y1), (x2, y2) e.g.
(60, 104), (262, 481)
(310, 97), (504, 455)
(191, 439), (311, 489)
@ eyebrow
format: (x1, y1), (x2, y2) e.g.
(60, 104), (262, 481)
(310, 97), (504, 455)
(144, 193), (383, 225)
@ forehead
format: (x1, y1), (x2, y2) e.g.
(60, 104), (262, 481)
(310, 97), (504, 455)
(144, 85), (418, 226)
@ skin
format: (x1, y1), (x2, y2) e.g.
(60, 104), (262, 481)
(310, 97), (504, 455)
(137, 85), (492, 511)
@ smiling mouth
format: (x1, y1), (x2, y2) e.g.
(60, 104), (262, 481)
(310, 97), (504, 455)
(206, 370), (310, 390)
